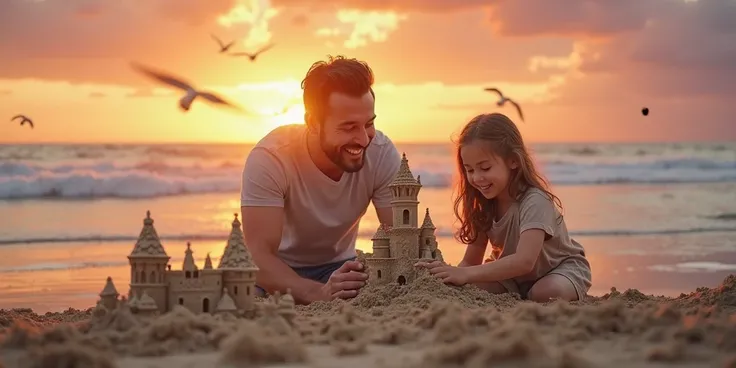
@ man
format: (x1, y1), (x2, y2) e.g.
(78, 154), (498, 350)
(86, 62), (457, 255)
(240, 55), (402, 304)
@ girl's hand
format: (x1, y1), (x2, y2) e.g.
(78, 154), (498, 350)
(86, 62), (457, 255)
(415, 260), (470, 286)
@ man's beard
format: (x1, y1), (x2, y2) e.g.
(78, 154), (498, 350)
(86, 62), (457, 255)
(320, 129), (369, 173)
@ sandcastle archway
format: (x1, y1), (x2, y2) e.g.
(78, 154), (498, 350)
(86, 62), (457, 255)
(397, 275), (406, 285)
(202, 298), (210, 313)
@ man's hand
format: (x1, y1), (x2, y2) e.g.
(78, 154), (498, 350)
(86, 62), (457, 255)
(320, 260), (368, 300)
(415, 260), (470, 286)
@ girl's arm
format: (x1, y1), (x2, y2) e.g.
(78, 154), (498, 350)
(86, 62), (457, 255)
(465, 228), (545, 283)
(458, 232), (489, 267)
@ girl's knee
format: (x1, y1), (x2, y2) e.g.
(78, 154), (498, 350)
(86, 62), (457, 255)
(528, 274), (578, 302)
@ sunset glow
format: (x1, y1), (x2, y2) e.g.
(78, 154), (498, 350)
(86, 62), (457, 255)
(0, 0), (733, 144)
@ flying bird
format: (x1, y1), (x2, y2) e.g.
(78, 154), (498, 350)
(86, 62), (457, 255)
(211, 34), (235, 53)
(130, 62), (243, 113)
(230, 43), (275, 62)
(484, 87), (524, 122)
(642, 107), (649, 116)
(11, 114), (33, 129)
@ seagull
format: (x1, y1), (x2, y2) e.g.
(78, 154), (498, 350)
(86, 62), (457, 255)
(130, 62), (243, 113)
(211, 34), (235, 53)
(484, 87), (524, 122)
(11, 114), (33, 128)
(230, 43), (275, 62)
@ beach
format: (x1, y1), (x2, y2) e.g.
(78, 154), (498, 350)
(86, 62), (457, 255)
(1, 272), (735, 368)
(1, 141), (736, 367)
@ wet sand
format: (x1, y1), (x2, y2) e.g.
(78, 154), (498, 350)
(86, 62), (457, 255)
(1, 272), (735, 368)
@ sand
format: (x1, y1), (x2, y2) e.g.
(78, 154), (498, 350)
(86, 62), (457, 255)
(1, 273), (736, 368)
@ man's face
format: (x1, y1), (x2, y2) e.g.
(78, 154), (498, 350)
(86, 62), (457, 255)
(318, 90), (376, 173)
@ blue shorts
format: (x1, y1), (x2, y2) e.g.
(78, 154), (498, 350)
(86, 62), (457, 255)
(255, 257), (356, 297)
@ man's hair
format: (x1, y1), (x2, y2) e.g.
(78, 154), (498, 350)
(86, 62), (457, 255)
(301, 55), (375, 129)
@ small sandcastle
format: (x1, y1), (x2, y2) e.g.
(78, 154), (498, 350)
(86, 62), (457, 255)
(92, 212), (295, 320)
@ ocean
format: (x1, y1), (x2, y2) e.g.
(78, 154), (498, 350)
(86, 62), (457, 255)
(1, 141), (735, 312)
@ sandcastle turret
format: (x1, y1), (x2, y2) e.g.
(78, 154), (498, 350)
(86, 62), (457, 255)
(218, 213), (259, 312)
(128, 210), (170, 312)
(371, 223), (391, 258)
(99, 276), (119, 310)
(204, 253), (213, 269)
(388, 153), (422, 260)
(277, 288), (296, 324)
(182, 242), (198, 275)
(419, 208), (437, 259)
(389, 153), (422, 228)
(135, 290), (159, 315)
(215, 288), (238, 316)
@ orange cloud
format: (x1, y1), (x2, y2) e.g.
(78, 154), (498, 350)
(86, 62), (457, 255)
(270, 0), (489, 12)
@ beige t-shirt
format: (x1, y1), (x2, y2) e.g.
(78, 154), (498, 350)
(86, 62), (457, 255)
(486, 188), (591, 286)
(240, 124), (402, 267)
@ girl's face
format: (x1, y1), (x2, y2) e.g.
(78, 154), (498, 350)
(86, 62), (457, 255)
(460, 140), (517, 201)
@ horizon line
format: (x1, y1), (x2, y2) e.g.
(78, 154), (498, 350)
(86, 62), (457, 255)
(1, 139), (734, 146)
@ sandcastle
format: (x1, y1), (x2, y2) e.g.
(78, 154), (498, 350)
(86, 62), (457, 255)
(93, 211), (294, 318)
(365, 152), (444, 286)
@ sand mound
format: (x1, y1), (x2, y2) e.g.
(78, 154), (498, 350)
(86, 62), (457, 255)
(1, 274), (735, 368)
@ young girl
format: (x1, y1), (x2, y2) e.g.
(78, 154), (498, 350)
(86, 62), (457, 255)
(415, 113), (592, 302)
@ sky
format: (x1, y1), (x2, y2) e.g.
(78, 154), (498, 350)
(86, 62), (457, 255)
(0, 0), (735, 144)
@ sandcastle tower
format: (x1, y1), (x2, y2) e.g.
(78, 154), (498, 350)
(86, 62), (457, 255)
(204, 253), (213, 269)
(365, 153), (439, 286)
(277, 289), (296, 324)
(420, 208), (439, 259)
(128, 211), (169, 312)
(99, 276), (119, 310)
(217, 213), (259, 312)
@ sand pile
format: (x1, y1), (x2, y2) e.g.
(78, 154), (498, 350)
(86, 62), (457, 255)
(1, 274), (735, 368)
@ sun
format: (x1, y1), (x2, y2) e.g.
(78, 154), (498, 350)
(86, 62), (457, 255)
(268, 102), (305, 129)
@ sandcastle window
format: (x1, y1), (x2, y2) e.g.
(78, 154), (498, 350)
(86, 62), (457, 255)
(246, 286), (251, 296)
(202, 298), (210, 313)
(377, 270), (382, 279)
(140, 271), (146, 283)
(234, 286), (238, 295)
(402, 209), (410, 224)
(150, 271), (155, 283)
(425, 239), (430, 245)
(159, 273), (163, 283)
(193, 270), (199, 278)
(185, 271), (191, 278)
(178, 297), (184, 305)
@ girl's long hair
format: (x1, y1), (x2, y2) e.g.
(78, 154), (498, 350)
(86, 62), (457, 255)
(452, 113), (563, 245)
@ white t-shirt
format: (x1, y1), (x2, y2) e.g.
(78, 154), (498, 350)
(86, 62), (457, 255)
(240, 124), (401, 267)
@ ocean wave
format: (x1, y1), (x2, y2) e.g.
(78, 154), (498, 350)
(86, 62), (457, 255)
(1, 157), (735, 199)
(2, 226), (736, 247)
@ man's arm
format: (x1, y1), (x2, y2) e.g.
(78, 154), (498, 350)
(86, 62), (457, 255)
(240, 147), (327, 304)
(241, 206), (327, 304)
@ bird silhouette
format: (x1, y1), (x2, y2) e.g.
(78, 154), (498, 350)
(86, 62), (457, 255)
(230, 43), (275, 62)
(130, 62), (243, 113)
(211, 34), (235, 53)
(11, 114), (33, 128)
(642, 107), (649, 116)
(484, 87), (524, 122)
